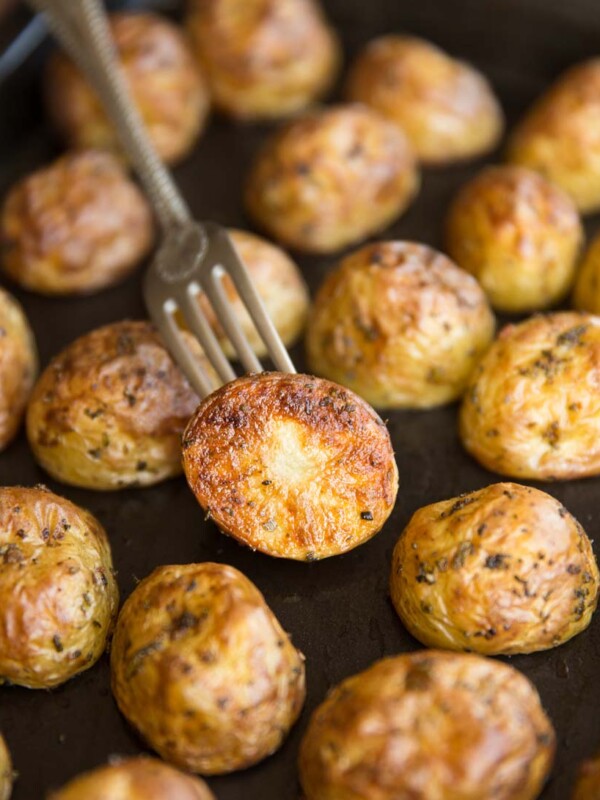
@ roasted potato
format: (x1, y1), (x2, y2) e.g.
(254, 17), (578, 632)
(507, 60), (600, 214)
(306, 241), (495, 409)
(245, 104), (419, 254)
(460, 312), (600, 480)
(345, 35), (504, 165)
(445, 165), (583, 312)
(0, 734), (11, 800)
(185, 0), (339, 120)
(0, 287), (37, 450)
(197, 228), (309, 358)
(47, 756), (215, 800)
(182, 372), (398, 560)
(573, 231), (600, 314)
(572, 755), (600, 800)
(26, 320), (210, 490)
(45, 12), (209, 165)
(0, 151), (154, 296)
(0, 485), (118, 689)
(299, 649), (555, 800)
(111, 562), (305, 774)
(390, 482), (599, 655)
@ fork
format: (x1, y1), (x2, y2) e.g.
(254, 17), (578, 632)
(27, 0), (296, 399)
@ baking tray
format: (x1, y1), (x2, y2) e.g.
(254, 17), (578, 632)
(0, 0), (599, 797)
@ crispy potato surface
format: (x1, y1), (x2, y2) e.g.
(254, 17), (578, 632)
(0, 150), (153, 295)
(299, 650), (555, 800)
(0, 485), (118, 689)
(460, 312), (600, 480)
(182, 372), (398, 560)
(306, 241), (495, 409)
(245, 104), (419, 253)
(26, 320), (206, 490)
(45, 12), (209, 165)
(446, 165), (583, 312)
(346, 35), (504, 164)
(390, 482), (599, 655)
(186, 0), (339, 119)
(110, 563), (305, 774)
(0, 287), (37, 450)
(47, 756), (215, 800)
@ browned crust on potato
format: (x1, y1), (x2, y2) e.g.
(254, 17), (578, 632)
(446, 165), (583, 312)
(0, 485), (118, 689)
(110, 562), (306, 774)
(299, 650), (555, 800)
(47, 756), (215, 800)
(45, 12), (209, 165)
(244, 104), (419, 254)
(26, 320), (205, 490)
(459, 312), (600, 480)
(0, 734), (11, 800)
(390, 482), (599, 655)
(346, 35), (504, 165)
(182, 372), (398, 560)
(306, 241), (495, 409)
(507, 59), (600, 214)
(0, 150), (154, 295)
(0, 288), (37, 450)
(185, 0), (340, 119)
(572, 755), (600, 800)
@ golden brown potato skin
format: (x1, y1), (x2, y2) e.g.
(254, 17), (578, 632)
(198, 228), (309, 357)
(0, 734), (11, 800)
(0, 151), (154, 296)
(45, 12), (209, 165)
(346, 35), (504, 165)
(47, 756), (215, 800)
(111, 562), (305, 774)
(573, 232), (600, 314)
(306, 241), (495, 409)
(390, 482), (599, 655)
(460, 312), (600, 480)
(185, 0), (339, 120)
(572, 756), (600, 800)
(182, 372), (398, 560)
(26, 320), (206, 490)
(0, 288), (37, 450)
(0, 485), (118, 690)
(299, 650), (555, 800)
(446, 165), (583, 313)
(507, 60), (600, 214)
(245, 104), (419, 254)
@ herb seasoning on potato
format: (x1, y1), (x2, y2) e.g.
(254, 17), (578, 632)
(390, 483), (599, 655)
(306, 241), (495, 409)
(111, 562), (305, 774)
(346, 34), (504, 165)
(0, 287), (37, 451)
(47, 756), (215, 800)
(245, 104), (419, 253)
(446, 165), (583, 313)
(0, 485), (118, 689)
(299, 650), (555, 800)
(0, 151), (153, 296)
(460, 312), (600, 480)
(45, 12), (209, 165)
(26, 320), (211, 491)
(182, 372), (398, 560)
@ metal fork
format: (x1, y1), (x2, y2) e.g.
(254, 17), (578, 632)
(27, 0), (296, 399)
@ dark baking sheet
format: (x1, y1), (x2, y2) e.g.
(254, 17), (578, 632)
(1, 0), (600, 797)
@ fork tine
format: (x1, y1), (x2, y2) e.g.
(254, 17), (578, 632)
(153, 299), (221, 399)
(180, 282), (237, 385)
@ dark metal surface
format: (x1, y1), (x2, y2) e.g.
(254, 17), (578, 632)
(0, 0), (600, 797)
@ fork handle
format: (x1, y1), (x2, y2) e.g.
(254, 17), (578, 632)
(27, 0), (190, 231)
